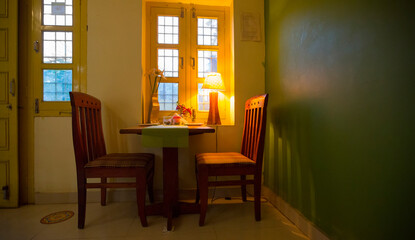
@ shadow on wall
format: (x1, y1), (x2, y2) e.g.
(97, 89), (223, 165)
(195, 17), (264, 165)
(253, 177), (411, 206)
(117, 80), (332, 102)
(266, 100), (319, 223)
(101, 102), (141, 154)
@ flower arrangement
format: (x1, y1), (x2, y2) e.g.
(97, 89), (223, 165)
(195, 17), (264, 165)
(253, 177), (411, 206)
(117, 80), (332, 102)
(176, 102), (192, 118)
(146, 68), (166, 123)
(147, 68), (166, 95)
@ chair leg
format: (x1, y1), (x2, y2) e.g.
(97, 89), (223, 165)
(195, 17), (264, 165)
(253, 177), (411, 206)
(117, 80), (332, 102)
(195, 158), (200, 204)
(101, 177), (107, 206)
(77, 182), (87, 229)
(195, 183), (200, 204)
(241, 175), (247, 202)
(136, 172), (148, 227)
(147, 171), (154, 203)
(254, 175), (261, 221)
(198, 166), (209, 226)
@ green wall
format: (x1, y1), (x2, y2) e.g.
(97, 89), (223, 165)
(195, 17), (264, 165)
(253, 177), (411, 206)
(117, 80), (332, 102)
(264, 0), (414, 239)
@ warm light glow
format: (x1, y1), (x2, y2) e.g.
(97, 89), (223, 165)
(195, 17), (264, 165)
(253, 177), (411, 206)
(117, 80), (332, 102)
(144, 0), (232, 7)
(202, 72), (225, 91)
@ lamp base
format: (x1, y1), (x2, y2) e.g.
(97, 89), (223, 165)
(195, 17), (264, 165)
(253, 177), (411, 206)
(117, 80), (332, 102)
(207, 91), (221, 125)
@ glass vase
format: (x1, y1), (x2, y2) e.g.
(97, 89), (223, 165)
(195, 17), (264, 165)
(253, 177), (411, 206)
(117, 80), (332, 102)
(148, 93), (159, 124)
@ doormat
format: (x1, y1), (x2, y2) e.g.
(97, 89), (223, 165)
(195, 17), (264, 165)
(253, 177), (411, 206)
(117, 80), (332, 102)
(40, 211), (74, 224)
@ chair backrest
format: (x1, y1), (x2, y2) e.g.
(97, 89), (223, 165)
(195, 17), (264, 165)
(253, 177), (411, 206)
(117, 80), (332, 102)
(70, 92), (107, 171)
(240, 94), (268, 168)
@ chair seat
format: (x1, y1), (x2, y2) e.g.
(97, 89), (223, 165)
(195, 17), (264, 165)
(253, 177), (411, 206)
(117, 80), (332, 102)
(85, 153), (154, 168)
(196, 152), (255, 166)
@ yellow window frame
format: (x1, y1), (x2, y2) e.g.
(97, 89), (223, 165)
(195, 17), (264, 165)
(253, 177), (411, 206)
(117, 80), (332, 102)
(144, 2), (233, 124)
(32, 0), (87, 117)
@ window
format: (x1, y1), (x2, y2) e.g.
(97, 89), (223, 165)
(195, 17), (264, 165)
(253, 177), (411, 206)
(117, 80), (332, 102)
(145, 3), (232, 123)
(33, 0), (87, 116)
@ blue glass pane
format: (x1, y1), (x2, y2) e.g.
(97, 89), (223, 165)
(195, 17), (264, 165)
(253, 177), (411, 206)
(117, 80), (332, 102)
(165, 82), (172, 93)
(44, 93), (55, 101)
(43, 69), (72, 101)
(56, 83), (63, 92)
(158, 83), (165, 95)
(64, 83), (72, 92)
(56, 93), (65, 101)
(160, 103), (166, 111)
(44, 70), (55, 83)
(56, 71), (65, 82)
(212, 58), (217, 72)
(64, 71), (72, 83)
(44, 83), (55, 92)
(157, 83), (178, 111)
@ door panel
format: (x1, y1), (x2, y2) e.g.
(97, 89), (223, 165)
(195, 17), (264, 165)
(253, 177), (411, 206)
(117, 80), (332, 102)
(0, 0), (18, 207)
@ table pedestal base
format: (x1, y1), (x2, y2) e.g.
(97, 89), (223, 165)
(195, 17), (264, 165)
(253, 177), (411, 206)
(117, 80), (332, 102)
(146, 202), (200, 230)
(144, 147), (200, 231)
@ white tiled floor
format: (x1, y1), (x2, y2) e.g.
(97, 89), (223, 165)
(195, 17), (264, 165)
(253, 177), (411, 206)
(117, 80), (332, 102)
(0, 199), (309, 240)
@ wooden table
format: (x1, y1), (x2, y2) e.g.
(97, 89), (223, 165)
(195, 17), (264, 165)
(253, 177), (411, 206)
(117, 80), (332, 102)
(120, 125), (215, 230)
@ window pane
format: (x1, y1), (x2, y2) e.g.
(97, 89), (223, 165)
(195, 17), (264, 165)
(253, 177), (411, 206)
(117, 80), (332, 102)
(158, 16), (179, 44)
(43, 69), (72, 101)
(158, 49), (179, 77)
(197, 18), (218, 46)
(43, 0), (73, 26)
(198, 50), (217, 78)
(43, 31), (73, 63)
(158, 82), (179, 111)
(198, 83), (210, 111)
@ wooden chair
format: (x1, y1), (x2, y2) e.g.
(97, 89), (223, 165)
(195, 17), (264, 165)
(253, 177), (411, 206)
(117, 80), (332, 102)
(195, 94), (268, 226)
(70, 92), (155, 229)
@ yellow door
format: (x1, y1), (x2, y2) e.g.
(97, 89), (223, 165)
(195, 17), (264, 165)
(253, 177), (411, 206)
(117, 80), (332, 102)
(0, 0), (18, 207)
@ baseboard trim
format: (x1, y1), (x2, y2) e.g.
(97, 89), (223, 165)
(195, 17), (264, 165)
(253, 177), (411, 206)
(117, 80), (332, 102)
(262, 186), (330, 240)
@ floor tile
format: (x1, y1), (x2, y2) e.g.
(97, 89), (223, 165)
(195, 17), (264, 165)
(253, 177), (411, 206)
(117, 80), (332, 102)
(0, 199), (309, 240)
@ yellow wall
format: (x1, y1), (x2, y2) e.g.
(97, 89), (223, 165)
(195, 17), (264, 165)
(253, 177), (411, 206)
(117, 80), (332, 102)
(33, 0), (265, 198)
(34, 117), (76, 192)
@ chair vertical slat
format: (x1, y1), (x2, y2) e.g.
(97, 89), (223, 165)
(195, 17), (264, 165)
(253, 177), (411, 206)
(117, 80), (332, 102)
(97, 109), (106, 156)
(86, 107), (95, 162)
(253, 108), (263, 162)
(241, 108), (248, 155)
(251, 108), (259, 161)
(91, 107), (97, 159)
(245, 109), (251, 157)
(95, 108), (101, 157)
(245, 109), (251, 158)
(248, 108), (255, 159)
(92, 108), (97, 159)
(242, 109), (249, 157)
(79, 107), (88, 163)
(255, 99), (267, 170)
(95, 108), (100, 157)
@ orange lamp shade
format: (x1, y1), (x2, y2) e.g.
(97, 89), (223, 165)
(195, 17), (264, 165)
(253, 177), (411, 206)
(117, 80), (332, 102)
(202, 72), (225, 125)
(202, 72), (225, 91)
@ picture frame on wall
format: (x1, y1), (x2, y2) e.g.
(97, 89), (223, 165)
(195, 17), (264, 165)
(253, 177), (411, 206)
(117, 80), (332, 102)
(241, 12), (261, 42)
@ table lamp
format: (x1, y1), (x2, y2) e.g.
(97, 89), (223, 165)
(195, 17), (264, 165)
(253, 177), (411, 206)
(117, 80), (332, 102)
(202, 72), (225, 125)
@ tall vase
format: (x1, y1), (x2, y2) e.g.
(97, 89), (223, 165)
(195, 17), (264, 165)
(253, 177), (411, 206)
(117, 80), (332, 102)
(149, 93), (159, 124)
